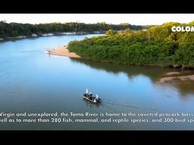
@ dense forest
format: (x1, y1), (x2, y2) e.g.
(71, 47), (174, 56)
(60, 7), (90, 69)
(0, 21), (143, 39)
(67, 21), (194, 69)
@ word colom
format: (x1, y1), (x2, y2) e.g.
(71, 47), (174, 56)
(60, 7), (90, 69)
(171, 26), (194, 32)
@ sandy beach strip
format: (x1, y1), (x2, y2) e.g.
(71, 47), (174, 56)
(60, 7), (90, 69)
(47, 46), (81, 58)
(160, 75), (194, 83)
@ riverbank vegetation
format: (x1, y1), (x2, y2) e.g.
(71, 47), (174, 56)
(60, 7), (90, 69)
(67, 21), (194, 69)
(0, 21), (143, 39)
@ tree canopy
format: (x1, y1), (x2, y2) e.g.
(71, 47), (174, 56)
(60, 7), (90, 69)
(0, 21), (143, 38)
(67, 21), (194, 69)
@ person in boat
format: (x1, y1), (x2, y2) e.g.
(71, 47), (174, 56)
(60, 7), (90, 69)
(94, 94), (101, 103)
(95, 94), (99, 100)
(85, 89), (89, 94)
(84, 89), (88, 97)
(84, 89), (91, 98)
(84, 89), (92, 99)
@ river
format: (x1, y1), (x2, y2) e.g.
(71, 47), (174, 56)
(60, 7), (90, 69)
(0, 34), (194, 130)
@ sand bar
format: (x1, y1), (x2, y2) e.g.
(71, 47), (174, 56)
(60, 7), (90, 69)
(160, 75), (194, 83)
(166, 72), (180, 75)
(47, 46), (81, 58)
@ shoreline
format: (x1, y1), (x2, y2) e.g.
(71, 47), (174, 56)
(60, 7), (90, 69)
(47, 46), (81, 58)
(46, 47), (194, 83)
(0, 32), (105, 42)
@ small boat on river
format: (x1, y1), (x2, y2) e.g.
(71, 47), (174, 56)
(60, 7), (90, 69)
(83, 89), (102, 104)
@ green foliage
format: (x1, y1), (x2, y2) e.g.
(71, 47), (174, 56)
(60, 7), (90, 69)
(105, 29), (118, 36)
(0, 21), (143, 38)
(68, 21), (194, 68)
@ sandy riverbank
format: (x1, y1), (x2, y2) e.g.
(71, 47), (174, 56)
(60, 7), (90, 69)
(160, 72), (194, 83)
(47, 46), (81, 58)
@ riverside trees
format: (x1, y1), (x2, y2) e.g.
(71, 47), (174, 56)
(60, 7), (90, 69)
(67, 21), (194, 68)
(0, 21), (143, 38)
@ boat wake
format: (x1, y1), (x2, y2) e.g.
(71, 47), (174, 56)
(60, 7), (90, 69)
(101, 99), (156, 111)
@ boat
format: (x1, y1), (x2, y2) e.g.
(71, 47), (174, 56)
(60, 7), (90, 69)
(83, 89), (102, 104)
